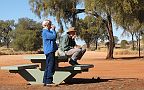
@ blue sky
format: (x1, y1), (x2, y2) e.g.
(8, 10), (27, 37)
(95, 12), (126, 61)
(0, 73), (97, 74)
(0, 0), (41, 22)
(0, 0), (131, 45)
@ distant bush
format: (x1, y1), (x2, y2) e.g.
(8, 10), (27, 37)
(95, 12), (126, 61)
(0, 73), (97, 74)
(11, 30), (42, 51)
(120, 40), (128, 49)
(114, 49), (138, 55)
(90, 47), (96, 51)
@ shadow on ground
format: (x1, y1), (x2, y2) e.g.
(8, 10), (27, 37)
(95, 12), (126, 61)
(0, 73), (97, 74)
(93, 56), (144, 60)
(62, 77), (138, 85)
(114, 56), (144, 60)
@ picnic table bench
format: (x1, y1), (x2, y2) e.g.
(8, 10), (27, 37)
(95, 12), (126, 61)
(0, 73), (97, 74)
(24, 55), (69, 70)
(0, 54), (94, 85)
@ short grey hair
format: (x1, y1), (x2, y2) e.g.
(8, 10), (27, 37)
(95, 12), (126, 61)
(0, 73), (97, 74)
(42, 19), (51, 27)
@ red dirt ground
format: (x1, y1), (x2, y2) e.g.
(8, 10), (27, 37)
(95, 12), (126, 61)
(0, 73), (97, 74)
(0, 51), (144, 90)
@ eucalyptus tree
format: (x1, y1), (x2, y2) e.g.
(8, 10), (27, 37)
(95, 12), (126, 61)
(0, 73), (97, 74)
(29, 0), (84, 28)
(29, 0), (144, 59)
(121, 20), (142, 50)
(85, 0), (144, 59)
(11, 18), (42, 51)
(121, 40), (128, 49)
(77, 15), (107, 49)
(84, 0), (116, 59)
(0, 20), (15, 48)
(77, 16), (95, 48)
(113, 0), (144, 50)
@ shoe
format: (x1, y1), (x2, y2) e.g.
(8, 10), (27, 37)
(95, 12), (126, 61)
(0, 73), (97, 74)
(75, 61), (80, 65)
(69, 60), (76, 65)
(69, 59), (80, 65)
(43, 83), (58, 87)
(43, 83), (46, 86)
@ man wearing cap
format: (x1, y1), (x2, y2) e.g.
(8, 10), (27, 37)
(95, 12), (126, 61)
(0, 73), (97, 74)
(59, 27), (86, 65)
(41, 19), (58, 86)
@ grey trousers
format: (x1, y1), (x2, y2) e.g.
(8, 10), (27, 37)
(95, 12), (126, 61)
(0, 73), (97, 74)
(65, 48), (86, 61)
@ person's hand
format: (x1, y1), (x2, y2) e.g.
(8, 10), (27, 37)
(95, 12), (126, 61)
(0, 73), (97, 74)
(51, 25), (56, 30)
(74, 45), (81, 49)
(72, 35), (77, 39)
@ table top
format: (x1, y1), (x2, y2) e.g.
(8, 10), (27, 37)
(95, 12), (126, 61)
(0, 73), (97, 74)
(24, 54), (69, 62)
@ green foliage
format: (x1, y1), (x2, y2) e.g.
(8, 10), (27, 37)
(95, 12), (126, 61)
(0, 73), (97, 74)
(57, 28), (64, 42)
(114, 36), (119, 44)
(28, 0), (144, 59)
(120, 40), (128, 49)
(77, 16), (96, 47)
(141, 34), (144, 44)
(85, 0), (144, 59)
(76, 15), (107, 48)
(11, 29), (42, 51)
(11, 18), (42, 51)
(29, 0), (81, 23)
(85, 0), (144, 34)
(29, 0), (85, 29)
(17, 18), (42, 30)
(0, 20), (15, 47)
(113, 0), (144, 30)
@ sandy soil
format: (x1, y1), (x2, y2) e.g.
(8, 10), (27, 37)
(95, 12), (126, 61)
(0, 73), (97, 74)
(0, 51), (144, 90)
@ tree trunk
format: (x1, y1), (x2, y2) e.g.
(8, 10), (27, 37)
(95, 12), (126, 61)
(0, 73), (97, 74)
(87, 11), (114, 59)
(131, 33), (135, 50)
(86, 42), (90, 48)
(72, 0), (77, 27)
(105, 14), (114, 59)
(95, 37), (98, 50)
(72, 13), (76, 27)
(6, 41), (9, 48)
(135, 32), (139, 49)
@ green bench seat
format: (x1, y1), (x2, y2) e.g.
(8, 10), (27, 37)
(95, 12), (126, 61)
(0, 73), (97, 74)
(24, 55), (69, 70)
(24, 55), (68, 62)
(0, 64), (39, 70)
(57, 64), (94, 71)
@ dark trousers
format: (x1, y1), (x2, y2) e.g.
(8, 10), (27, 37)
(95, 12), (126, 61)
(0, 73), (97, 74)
(43, 52), (55, 84)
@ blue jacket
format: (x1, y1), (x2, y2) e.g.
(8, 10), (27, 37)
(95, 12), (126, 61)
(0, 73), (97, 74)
(42, 28), (58, 55)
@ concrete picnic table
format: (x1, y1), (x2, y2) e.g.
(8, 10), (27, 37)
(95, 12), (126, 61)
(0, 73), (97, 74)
(0, 54), (94, 85)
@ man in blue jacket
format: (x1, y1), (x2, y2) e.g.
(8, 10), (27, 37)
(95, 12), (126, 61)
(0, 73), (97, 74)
(42, 19), (58, 86)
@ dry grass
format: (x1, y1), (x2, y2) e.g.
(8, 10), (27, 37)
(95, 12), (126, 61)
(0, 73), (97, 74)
(1, 47), (144, 56)
(0, 47), (38, 55)
(114, 49), (144, 55)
